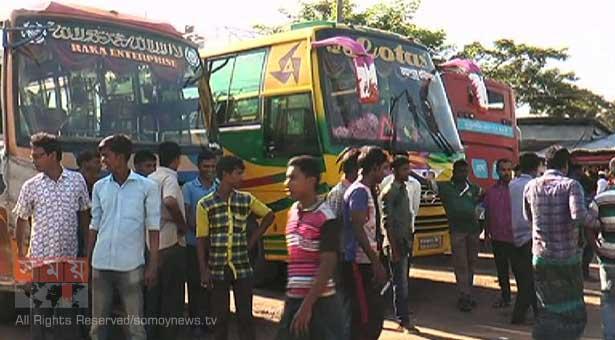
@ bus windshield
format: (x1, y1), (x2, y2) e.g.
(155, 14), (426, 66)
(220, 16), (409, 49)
(13, 18), (204, 146)
(316, 29), (463, 153)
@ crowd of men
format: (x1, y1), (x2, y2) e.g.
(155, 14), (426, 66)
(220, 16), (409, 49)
(11, 131), (615, 340)
(466, 147), (614, 339)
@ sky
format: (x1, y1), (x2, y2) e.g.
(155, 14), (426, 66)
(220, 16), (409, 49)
(2, 0), (614, 103)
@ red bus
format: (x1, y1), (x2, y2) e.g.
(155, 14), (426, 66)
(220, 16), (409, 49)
(442, 72), (519, 189)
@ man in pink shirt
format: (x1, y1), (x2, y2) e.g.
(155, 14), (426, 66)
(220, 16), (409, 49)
(483, 159), (514, 308)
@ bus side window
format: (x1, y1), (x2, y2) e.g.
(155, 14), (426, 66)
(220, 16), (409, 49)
(210, 57), (234, 125)
(210, 49), (267, 126)
(264, 93), (320, 157)
(487, 90), (505, 110)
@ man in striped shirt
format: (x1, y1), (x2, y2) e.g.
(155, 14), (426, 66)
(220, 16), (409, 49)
(588, 170), (615, 340)
(276, 155), (342, 340)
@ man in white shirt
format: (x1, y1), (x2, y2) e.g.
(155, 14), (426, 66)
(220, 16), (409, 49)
(147, 141), (188, 340)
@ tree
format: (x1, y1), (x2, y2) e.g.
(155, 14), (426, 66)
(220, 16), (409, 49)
(459, 39), (615, 126)
(254, 0), (449, 53)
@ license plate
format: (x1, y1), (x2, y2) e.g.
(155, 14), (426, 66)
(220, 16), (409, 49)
(418, 235), (443, 250)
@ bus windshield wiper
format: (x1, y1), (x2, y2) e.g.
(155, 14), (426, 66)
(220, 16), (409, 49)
(387, 89), (406, 153)
(404, 81), (455, 156)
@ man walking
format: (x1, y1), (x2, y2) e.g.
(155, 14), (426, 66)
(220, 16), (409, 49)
(484, 159), (514, 309)
(88, 134), (161, 340)
(196, 155), (275, 340)
(146, 141), (188, 340)
(14, 133), (91, 340)
(438, 160), (482, 312)
(276, 156), (342, 340)
(524, 146), (597, 339)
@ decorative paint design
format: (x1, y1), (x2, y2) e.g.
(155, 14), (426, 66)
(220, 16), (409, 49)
(264, 40), (310, 90)
(270, 42), (301, 84)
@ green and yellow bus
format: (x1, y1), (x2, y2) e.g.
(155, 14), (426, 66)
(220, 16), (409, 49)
(199, 22), (463, 278)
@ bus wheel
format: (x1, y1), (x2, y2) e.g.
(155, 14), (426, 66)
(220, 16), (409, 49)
(0, 291), (16, 323)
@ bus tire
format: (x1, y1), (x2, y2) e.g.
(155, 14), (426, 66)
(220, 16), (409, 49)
(0, 291), (16, 323)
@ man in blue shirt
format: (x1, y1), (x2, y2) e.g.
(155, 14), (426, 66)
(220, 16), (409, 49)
(340, 146), (389, 340)
(88, 134), (161, 340)
(182, 149), (218, 336)
(507, 153), (541, 324)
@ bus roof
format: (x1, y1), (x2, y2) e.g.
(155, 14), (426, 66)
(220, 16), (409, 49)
(200, 22), (426, 58)
(10, 1), (184, 39)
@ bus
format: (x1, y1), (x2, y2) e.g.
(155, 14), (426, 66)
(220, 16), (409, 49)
(0, 2), (204, 320)
(441, 71), (519, 190)
(199, 21), (464, 280)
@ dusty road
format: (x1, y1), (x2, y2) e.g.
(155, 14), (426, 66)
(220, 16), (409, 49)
(0, 251), (603, 339)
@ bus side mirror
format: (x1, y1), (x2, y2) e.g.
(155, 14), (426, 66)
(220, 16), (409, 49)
(353, 55), (379, 104)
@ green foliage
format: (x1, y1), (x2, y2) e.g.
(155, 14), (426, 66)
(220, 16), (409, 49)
(256, 0), (449, 53)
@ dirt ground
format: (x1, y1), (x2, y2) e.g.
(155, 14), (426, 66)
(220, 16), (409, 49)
(0, 251), (603, 340)
(247, 252), (602, 340)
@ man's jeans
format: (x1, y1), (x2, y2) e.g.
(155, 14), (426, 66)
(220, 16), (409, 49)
(340, 262), (385, 340)
(388, 255), (410, 324)
(210, 267), (255, 340)
(90, 266), (146, 340)
(600, 264), (615, 340)
(275, 295), (343, 340)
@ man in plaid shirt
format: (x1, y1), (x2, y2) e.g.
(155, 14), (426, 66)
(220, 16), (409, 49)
(523, 146), (598, 339)
(196, 155), (274, 340)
